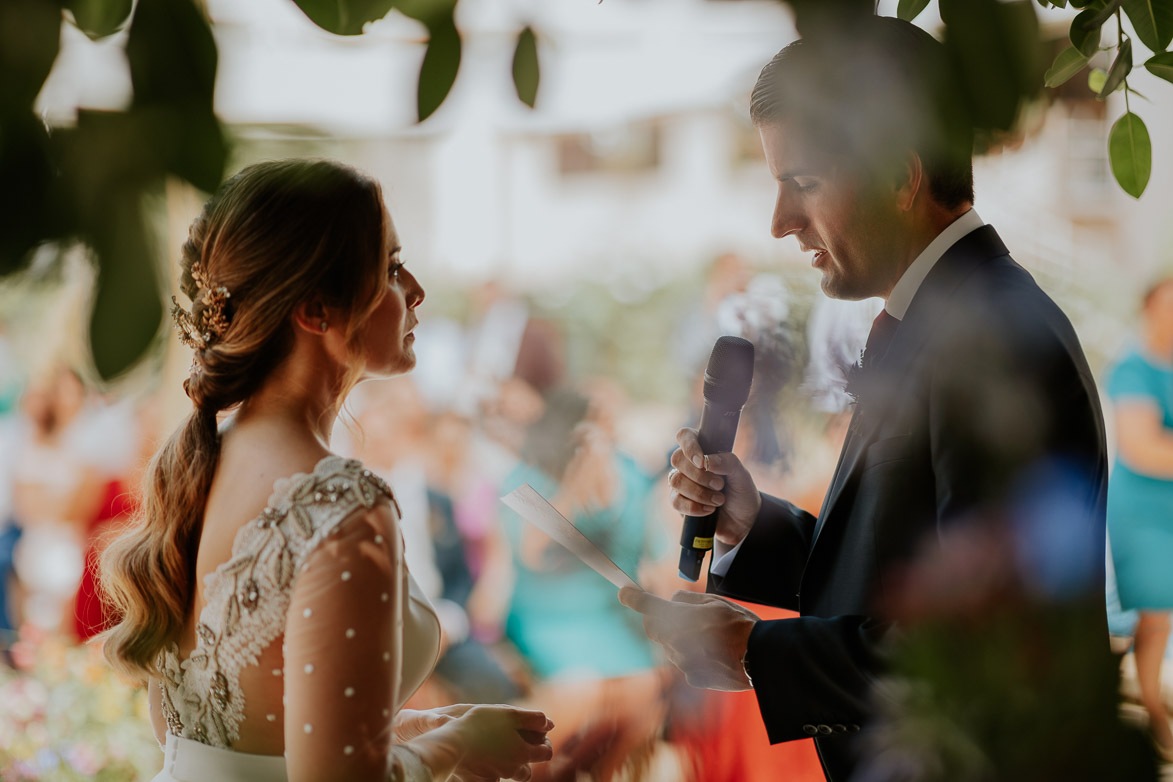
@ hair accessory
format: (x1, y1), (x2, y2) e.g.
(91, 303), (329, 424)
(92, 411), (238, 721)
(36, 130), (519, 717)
(171, 261), (232, 351)
(320, 321), (328, 332)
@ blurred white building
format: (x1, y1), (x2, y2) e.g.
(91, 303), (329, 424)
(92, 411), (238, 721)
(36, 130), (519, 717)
(35, 0), (1173, 353)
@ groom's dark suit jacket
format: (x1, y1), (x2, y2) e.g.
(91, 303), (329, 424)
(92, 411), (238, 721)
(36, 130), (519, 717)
(709, 226), (1110, 780)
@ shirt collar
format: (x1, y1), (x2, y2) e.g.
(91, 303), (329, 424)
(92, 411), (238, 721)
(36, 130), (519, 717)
(884, 208), (984, 321)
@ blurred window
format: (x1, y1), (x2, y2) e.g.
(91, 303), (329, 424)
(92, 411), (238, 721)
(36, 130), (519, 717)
(1064, 109), (1110, 198)
(730, 112), (766, 168)
(1042, 34), (1111, 200)
(556, 121), (662, 175)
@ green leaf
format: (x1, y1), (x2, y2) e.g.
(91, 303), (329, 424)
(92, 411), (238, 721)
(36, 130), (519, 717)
(1083, 0), (1125, 29)
(1145, 50), (1173, 81)
(0, 0), (61, 110)
(941, 0), (1043, 132)
(512, 26), (540, 108)
(124, 0), (226, 190)
(1100, 36), (1133, 96)
(139, 107), (228, 193)
(416, 10), (461, 122)
(64, 0), (134, 40)
(126, 0), (217, 107)
(897, 0), (931, 21)
(1108, 111), (1151, 197)
(787, 0), (871, 37)
(0, 114), (62, 276)
(288, 0), (395, 36)
(87, 193), (164, 380)
(1070, 9), (1102, 56)
(1122, 0), (1173, 53)
(1088, 67), (1108, 93)
(1044, 46), (1090, 86)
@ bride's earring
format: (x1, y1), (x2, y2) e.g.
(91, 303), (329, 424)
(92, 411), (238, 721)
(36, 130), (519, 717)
(319, 322), (328, 332)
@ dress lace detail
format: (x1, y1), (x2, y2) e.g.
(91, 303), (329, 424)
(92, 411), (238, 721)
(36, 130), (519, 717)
(156, 456), (401, 748)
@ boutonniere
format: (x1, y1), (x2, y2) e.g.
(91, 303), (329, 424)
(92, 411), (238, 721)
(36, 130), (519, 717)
(844, 351), (866, 406)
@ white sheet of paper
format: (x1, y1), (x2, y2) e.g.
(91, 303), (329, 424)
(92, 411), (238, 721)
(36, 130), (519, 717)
(501, 484), (643, 592)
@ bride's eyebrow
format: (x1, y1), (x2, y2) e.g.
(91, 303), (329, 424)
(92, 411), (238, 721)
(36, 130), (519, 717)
(388, 245), (402, 257)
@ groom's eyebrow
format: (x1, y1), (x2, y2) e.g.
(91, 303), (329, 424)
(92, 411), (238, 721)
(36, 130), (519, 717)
(777, 169), (820, 182)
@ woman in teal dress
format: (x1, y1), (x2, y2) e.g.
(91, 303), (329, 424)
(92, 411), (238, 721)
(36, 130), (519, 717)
(498, 390), (661, 679)
(494, 389), (669, 777)
(1107, 277), (1173, 759)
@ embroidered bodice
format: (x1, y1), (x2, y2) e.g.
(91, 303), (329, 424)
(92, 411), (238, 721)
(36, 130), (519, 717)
(155, 456), (441, 752)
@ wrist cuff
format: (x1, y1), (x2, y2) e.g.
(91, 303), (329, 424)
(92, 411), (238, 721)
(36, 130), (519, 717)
(389, 744), (430, 782)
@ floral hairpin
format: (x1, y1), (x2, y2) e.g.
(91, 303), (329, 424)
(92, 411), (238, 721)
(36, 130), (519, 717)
(171, 261), (232, 351)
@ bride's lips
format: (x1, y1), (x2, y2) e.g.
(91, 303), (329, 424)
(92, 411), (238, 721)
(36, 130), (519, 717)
(812, 250), (828, 268)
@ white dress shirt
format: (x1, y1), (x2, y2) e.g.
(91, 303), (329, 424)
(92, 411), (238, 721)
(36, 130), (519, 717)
(709, 208), (985, 577)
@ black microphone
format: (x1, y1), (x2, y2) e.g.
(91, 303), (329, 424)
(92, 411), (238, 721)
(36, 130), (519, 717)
(678, 336), (754, 582)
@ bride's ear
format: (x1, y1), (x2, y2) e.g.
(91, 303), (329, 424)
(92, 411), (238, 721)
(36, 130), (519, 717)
(292, 299), (331, 336)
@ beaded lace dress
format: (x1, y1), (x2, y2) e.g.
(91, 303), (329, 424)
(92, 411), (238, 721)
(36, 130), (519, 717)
(154, 456), (440, 778)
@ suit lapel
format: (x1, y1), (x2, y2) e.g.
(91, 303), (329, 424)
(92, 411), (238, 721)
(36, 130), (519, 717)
(805, 226), (1011, 556)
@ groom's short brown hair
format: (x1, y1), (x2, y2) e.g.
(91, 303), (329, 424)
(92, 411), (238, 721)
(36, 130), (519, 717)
(751, 16), (974, 210)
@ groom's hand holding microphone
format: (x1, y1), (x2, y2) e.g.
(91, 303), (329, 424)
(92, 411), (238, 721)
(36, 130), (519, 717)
(621, 336), (764, 692)
(620, 426), (763, 692)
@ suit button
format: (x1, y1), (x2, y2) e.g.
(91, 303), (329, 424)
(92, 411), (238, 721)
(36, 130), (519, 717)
(849, 724), (861, 732)
(833, 724), (847, 733)
(802, 724), (818, 736)
(817, 725), (833, 735)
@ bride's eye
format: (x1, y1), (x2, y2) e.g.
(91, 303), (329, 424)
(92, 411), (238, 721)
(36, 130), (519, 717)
(389, 261), (405, 280)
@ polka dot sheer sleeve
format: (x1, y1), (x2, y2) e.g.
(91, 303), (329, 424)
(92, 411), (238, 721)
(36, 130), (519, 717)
(282, 502), (433, 781)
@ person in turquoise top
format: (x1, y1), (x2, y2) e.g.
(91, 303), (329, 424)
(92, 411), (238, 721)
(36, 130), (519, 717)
(1106, 277), (1173, 760)
(498, 389), (662, 680)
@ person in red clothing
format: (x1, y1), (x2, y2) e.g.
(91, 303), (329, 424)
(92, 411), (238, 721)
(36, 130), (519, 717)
(74, 479), (137, 640)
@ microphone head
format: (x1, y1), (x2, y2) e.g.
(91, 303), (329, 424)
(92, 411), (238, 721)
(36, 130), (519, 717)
(703, 336), (754, 409)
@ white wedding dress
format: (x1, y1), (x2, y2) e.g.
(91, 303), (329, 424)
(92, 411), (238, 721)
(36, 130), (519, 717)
(151, 456), (441, 781)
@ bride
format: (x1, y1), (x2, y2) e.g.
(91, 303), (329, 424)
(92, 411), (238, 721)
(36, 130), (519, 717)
(100, 159), (553, 782)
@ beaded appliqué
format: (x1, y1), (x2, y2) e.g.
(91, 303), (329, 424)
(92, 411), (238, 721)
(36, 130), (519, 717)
(155, 456), (399, 748)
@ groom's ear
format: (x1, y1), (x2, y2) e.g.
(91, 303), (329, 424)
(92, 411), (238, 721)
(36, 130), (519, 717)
(892, 151), (924, 212)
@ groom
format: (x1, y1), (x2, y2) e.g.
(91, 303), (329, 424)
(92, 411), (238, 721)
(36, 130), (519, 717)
(621, 16), (1110, 781)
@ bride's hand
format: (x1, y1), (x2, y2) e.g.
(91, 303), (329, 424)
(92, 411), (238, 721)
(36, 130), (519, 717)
(440, 704), (554, 782)
(393, 704), (475, 742)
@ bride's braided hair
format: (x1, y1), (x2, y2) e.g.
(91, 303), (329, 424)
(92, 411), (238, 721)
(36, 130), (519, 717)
(100, 159), (386, 681)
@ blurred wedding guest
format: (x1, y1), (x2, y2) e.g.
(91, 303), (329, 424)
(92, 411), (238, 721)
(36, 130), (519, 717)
(0, 394), (20, 643)
(10, 366), (123, 634)
(1105, 277), (1173, 760)
(74, 394), (159, 640)
(465, 282), (530, 408)
(349, 377), (518, 705)
(673, 252), (753, 381)
(408, 312), (515, 579)
(714, 273), (797, 476)
(0, 327), (20, 416)
(497, 388), (669, 780)
(791, 295), (884, 512)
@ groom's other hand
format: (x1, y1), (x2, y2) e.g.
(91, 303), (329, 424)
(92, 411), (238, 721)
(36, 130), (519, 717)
(669, 428), (761, 547)
(619, 588), (758, 691)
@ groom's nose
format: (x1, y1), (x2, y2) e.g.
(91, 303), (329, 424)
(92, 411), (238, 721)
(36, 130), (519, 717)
(770, 188), (807, 239)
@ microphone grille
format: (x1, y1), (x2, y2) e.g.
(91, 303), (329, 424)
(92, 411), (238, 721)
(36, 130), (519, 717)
(703, 336), (754, 408)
